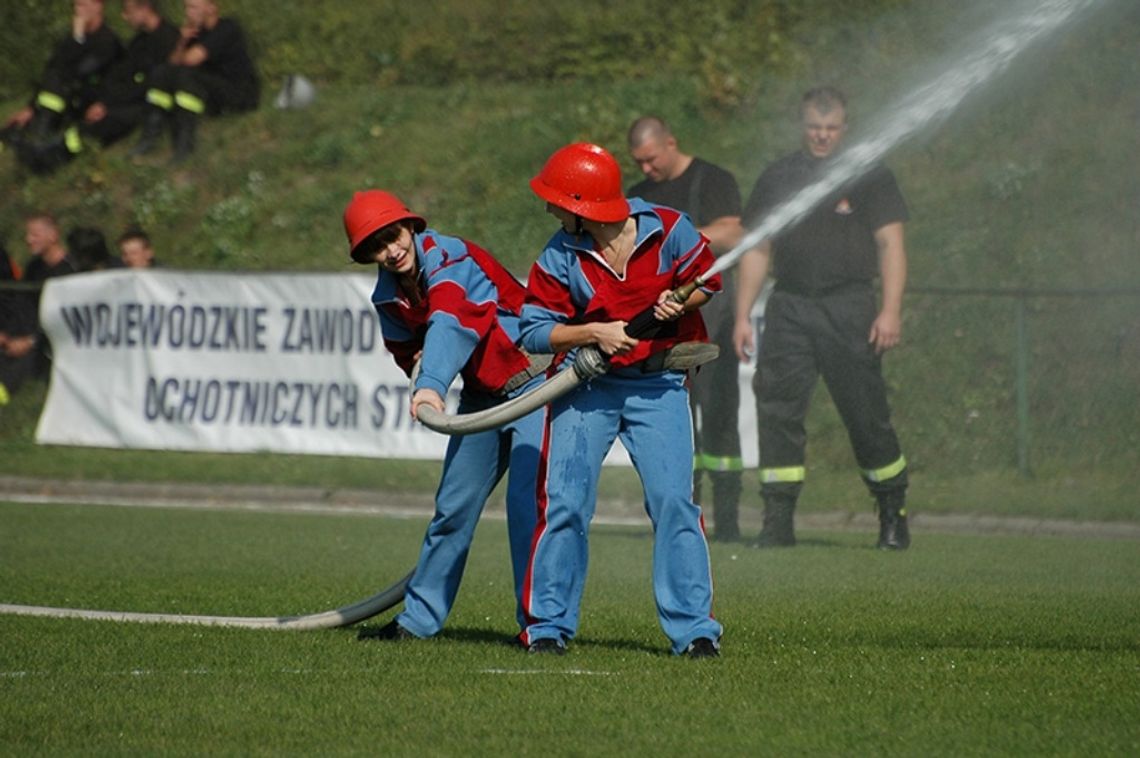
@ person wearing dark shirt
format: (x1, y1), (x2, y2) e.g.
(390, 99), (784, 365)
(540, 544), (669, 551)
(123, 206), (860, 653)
(733, 86), (912, 551)
(1, 0), (123, 174)
(117, 226), (159, 268)
(68, 226), (122, 272)
(0, 245), (21, 282)
(82, 0), (181, 146)
(131, 0), (260, 162)
(0, 243), (27, 404)
(627, 116), (746, 542)
(1, 215), (78, 389)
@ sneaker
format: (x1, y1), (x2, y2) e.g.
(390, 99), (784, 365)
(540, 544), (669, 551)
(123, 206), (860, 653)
(357, 619), (415, 641)
(526, 638), (566, 655)
(685, 637), (720, 659)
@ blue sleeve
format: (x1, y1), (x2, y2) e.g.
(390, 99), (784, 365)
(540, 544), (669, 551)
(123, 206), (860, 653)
(375, 304), (414, 343)
(414, 241), (499, 395)
(519, 245), (573, 354)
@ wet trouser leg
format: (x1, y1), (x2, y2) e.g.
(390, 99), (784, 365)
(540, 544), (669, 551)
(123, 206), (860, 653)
(619, 372), (722, 653)
(521, 372), (722, 653)
(397, 381), (543, 637)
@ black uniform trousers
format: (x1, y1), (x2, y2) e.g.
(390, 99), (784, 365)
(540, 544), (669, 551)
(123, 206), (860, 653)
(82, 103), (149, 145)
(148, 63), (258, 116)
(753, 285), (907, 501)
(689, 277), (743, 523)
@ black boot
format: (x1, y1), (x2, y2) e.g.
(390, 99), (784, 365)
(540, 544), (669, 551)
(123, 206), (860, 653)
(129, 110), (167, 157)
(170, 110), (196, 164)
(27, 107), (63, 141)
(876, 491), (910, 550)
(754, 494), (796, 548)
(22, 134), (74, 175)
(0, 123), (22, 149)
(710, 470), (741, 542)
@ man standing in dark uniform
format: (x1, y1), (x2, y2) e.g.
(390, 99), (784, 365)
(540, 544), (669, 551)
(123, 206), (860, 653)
(627, 116), (745, 542)
(132, 0), (259, 162)
(1, 0), (123, 173)
(733, 87), (911, 550)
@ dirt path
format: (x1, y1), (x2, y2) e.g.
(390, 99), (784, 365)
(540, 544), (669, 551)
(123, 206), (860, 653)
(2, 476), (1138, 541)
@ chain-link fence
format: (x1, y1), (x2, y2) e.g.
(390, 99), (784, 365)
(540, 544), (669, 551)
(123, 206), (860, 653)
(889, 286), (1140, 479)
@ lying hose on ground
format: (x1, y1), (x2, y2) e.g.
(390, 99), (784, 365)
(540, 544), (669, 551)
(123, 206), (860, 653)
(0, 570), (413, 630)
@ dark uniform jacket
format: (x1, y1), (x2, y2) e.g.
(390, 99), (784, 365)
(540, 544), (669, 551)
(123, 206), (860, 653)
(188, 17), (259, 110)
(38, 23), (123, 115)
(99, 19), (180, 107)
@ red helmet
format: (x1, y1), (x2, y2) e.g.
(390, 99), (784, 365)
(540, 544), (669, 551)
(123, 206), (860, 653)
(343, 190), (426, 257)
(530, 142), (629, 224)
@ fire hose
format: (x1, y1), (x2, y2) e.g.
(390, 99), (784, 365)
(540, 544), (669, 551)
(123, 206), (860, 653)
(0, 570), (413, 630)
(415, 278), (715, 435)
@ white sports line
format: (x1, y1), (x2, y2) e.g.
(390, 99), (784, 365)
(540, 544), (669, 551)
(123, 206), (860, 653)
(1, 667), (615, 678)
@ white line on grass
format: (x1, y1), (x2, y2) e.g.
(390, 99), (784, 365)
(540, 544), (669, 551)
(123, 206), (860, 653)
(2, 667), (616, 678)
(0, 491), (652, 528)
(480, 668), (616, 676)
(5, 484), (1137, 539)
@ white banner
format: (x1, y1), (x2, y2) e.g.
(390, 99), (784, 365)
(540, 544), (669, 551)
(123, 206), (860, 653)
(36, 270), (760, 466)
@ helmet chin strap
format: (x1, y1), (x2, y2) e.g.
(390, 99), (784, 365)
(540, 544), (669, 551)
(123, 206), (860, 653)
(573, 215), (585, 236)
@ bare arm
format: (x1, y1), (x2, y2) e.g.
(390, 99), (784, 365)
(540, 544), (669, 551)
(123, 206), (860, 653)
(869, 221), (907, 354)
(548, 321), (637, 356)
(698, 216), (744, 255)
(546, 282), (708, 355)
(732, 240), (771, 361)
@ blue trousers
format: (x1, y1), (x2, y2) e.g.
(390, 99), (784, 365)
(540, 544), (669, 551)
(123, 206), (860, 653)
(396, 377), (543, 637)
(521, 370), (722, 654)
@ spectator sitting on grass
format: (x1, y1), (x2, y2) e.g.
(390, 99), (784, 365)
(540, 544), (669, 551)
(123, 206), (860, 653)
(130, 0), (260, 163)
(0, 0), (124, 174)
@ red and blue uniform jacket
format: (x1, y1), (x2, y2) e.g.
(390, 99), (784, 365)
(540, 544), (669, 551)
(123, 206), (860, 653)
(371, 230), (532, 396)
(519, 198), (722, 368)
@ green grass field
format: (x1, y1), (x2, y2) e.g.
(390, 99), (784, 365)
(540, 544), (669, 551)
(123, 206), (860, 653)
(2, 499), (1137, 755)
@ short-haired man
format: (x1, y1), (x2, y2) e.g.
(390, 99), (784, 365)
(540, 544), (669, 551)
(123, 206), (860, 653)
(627, 116), (746, 542)
(733, 86), (912, 550)
(4, 214), (79, 381)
